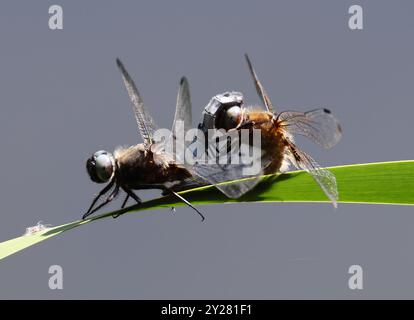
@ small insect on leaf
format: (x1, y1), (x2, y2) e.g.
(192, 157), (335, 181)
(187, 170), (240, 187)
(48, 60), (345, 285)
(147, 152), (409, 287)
(22, 221), (52, 236)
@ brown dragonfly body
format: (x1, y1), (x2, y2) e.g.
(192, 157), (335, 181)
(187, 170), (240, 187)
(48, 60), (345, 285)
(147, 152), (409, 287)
(84, 60), (207, 220)
(113, 144), (192, 189)
(84, 58), (264, 220)
(197, 55), (342, 205)
(85, 55), (342, 220)
(237, 109), (286, 174)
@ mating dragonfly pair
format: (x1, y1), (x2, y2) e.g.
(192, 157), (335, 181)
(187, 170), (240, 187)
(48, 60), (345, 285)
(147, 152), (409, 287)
(84, 55), (342, 220)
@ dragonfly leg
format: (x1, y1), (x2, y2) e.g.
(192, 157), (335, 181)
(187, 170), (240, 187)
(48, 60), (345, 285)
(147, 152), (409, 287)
(169, 190), (205, 221)
(121, 194), (130, 209)
(124, 188), (142, 204)
(112, 188), (142, 218)
(83, 185), (120, 219)
(83, 180), (115, 219)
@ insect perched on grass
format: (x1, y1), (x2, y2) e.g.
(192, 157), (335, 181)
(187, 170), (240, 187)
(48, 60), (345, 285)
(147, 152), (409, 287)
(84, 59), (202, 220)
(197, 55), (343, 205)
(84, 59), (259, 220)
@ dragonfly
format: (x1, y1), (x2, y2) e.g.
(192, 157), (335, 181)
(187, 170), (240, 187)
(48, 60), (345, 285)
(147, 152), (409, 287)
(84, 59), (262, 220)
(196, 55), (343, 206)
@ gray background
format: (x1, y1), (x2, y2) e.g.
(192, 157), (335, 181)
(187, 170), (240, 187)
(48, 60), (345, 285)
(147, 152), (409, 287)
(0, 0), (413, 299)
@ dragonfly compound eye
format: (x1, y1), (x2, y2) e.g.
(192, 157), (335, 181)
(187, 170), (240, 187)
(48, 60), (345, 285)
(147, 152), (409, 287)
(86, 150), (114, 183)
(222, 106), (242, 130)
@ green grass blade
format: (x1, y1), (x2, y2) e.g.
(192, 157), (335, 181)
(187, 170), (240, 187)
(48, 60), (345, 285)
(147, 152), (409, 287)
(1, 160), (413, 261)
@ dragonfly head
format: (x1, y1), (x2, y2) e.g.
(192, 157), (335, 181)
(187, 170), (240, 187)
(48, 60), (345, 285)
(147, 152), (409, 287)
(86, 150), (115, 183)
(200, 92), (244, 133)
(221, 105), (242, 130)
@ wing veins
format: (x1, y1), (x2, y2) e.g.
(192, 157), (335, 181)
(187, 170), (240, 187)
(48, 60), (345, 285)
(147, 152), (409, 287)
(116, 58), (157, 148)
(285, 139), (338, 206)
(244, 54), (274, 113)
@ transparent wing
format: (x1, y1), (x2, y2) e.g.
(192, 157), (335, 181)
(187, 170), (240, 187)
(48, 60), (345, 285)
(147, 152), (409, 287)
(277, 109), (342, 149)
(172, 77), (192, 134)
(192, 163), (262, 199)
(167, 77), (192, 155)
(285, 139), (338, 206)
(189, 130), (268, 198)
(116, 58), (157, 148)
(153, 77), (193, 162)
(244, 54), (274, 113)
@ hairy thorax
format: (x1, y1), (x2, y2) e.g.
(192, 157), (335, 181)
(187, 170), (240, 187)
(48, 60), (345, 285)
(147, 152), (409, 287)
(243, 109), (288, 175)
(114, 144), (192, 189)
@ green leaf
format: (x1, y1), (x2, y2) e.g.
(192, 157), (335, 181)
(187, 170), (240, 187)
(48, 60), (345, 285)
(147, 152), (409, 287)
(1, 160), (413, 261)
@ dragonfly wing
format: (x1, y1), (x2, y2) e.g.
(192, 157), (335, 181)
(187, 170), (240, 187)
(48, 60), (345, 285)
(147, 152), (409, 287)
(277, 108), (342, 149)
(172, 76), (192, 134)
(285, 139), (338, 206)
(163, 77), (193, 163)
(244, 54), (275, 113)
(189, 130), (268, 198)
(116, 58), (157, 148)
(192, 162), (263, 199)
